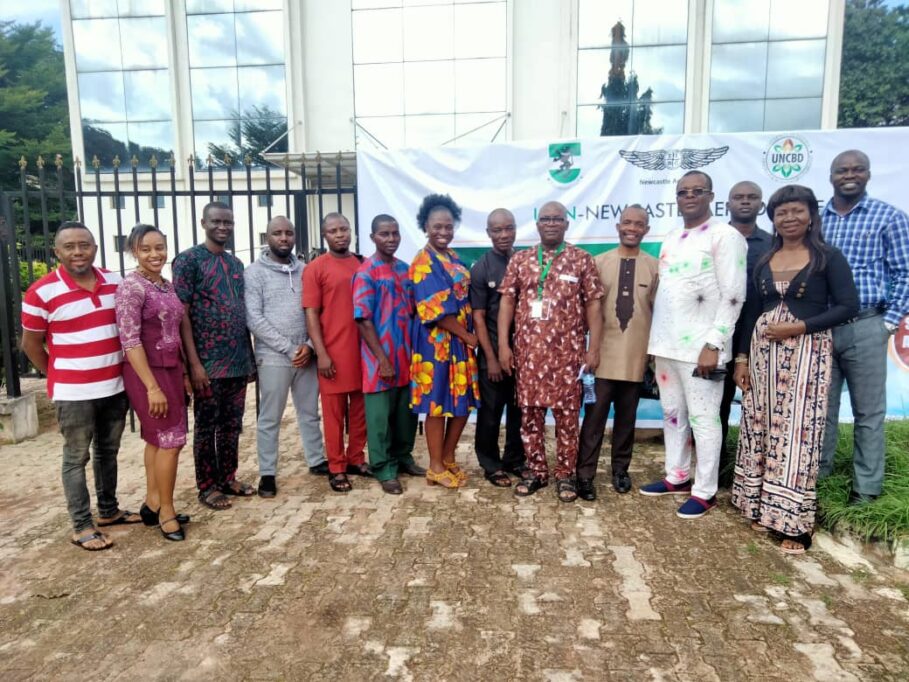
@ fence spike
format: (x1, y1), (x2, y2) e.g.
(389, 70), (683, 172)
(55, 154), (64, 168)
(18, 155), (27, 170)
(223, 153), (233, 165)
(206, 154), (214, 167)
(37, 155), (45, 169)
(150, 154), (158, 169)
(169, 154), (176, 167)
(130, 155), (139, 168)
(112, 155), (121, 168)
(187, 154), (195, 167)
(75, 157), (82, 168)
(92, 155), (100, 169)
(244, 153), (252, 166)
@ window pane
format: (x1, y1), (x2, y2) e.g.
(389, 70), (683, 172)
(404, 61), (454, 114)
(454, 2), (506, 59)
(577, 49), (611, 106)
(354, 63), (404, 116)
(764, 97), (821, 131)
(453, 112), (508, 146)
(119, 17), (169, 69)
(710, 42), (767, 100)
(352, 0), (402, 8)
(766, 40), (825, 98)
(234, 0), (283, 10)
(712, 0), (769, 43)
(631, 45), (686, 102)
(238, 65), (286, 116)
(187, 14), (237, 67)
(194, 119), (240, 162)
(578, 0), (633, 49)
(708, 99), (764, 132)
(355, 116), (405, 150)
(78, 71), (126, 121)
(242, 118), (287, 155)
(455, 58), (505, 112)
(403, 5), (454, 60)
(235, 11), (284, 65)
(83, 122), (129, 164)
(595, 101), (682, 135)
(128, 121), (174, 161)
(185, 0), (233, 13)
(631, 0), (687, 45)
(649, 101), (684, 133)
(769, 0), (828, 40)
(124, 69), (171, 120)
(576, 104), (603, 138)
(191, 67), (239, 119)
(117, 0), (165, 16)
(71, 0), (118, 19)
(73, 19), (122, 71)
(352, 9), (403, 63)
(404, 113), (454, 147)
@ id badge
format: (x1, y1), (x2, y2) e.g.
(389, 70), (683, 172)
(530, 298), (551, 320)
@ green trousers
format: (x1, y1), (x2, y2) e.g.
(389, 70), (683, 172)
(364, 386), (419, 481)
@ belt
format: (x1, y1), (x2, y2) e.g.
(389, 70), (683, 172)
(841, 307), (883, 326)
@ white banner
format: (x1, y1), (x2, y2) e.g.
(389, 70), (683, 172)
(357, 127), (909, 423)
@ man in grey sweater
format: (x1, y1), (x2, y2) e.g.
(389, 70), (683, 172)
(245, 216), (327, 497)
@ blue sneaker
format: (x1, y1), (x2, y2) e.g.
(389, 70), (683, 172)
(676, 496), (717, 518)
(639, 478), (692, 496)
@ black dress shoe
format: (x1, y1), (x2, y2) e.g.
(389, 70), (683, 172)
(308, 462), (330, 475)
(380, 478), (404, 495)
(612, 471), (632, 494)
(258, 475), (277, 498)
(140, 503), (190, 527)
(577, 478), (597, 501)
(399, 462), (427, 476)
(159, 518), (185, 542)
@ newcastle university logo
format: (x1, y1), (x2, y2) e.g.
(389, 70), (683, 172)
(618, 146), (729, 171)
(549, 142), (581, 184)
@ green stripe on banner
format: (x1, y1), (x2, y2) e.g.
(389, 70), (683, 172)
(454, 242), (663, 267)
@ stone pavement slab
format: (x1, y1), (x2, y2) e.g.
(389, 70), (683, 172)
(1, 386), (908, 680)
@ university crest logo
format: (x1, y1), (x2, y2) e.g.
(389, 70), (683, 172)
(763, 135), (812, 181)
(549, 142), (581, 184)
(618, 146), (729, 171)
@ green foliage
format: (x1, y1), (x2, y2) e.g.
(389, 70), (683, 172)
(18, 260), (49, 291)
(598, 20), (662, 137)
(838, 0), (909, 128)
(205, 106), (288, 168)
(770, 572), (791, 586)
(0, 21), (71, 190)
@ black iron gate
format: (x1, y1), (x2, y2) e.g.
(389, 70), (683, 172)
(1, 152), (358, 399)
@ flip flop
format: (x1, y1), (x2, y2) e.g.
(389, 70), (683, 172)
(71, 531), (112, 551)
(97, 510), (143, 526)
(200, 489), (232, 510)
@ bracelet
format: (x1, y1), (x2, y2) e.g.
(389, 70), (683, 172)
(734, 355), (748, 365)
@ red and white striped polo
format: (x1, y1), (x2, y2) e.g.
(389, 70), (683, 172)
(21, 266), (124, 401)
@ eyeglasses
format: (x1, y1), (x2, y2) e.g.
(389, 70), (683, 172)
(538, 216), (566, 225)
(676, 188), (712, 198)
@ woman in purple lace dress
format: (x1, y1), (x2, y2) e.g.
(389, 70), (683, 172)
(115, 224), (190, 542)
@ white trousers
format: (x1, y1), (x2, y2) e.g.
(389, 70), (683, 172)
(655, 357), (724, 500)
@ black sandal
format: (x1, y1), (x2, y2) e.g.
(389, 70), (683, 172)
(514, 477), (548, 497)
(199, 489), (232, 510)
(329, 473), (352, 493)
(555, 477), (578, 503)
(221, 480), (255, 496)
(485, 470), (512, 488)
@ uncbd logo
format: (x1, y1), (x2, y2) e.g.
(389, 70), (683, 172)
(763, 134), (812, 182)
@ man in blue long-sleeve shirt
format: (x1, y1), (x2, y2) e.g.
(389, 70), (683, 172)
(820, 149), (909, 504)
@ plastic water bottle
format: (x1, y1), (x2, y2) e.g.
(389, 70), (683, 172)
(582, 372), (597, 404)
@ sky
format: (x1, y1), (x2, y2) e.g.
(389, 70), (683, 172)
(2, 0), (63, 46)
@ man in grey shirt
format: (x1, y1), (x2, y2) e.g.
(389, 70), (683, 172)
(244, 216), (327, 497)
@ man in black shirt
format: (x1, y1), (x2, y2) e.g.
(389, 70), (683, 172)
(720, 181), (773, 477)
(470, 208), (526, 486)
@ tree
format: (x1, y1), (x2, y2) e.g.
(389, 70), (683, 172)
(599, 21), (662, 137)
(205, 105), (288, 168)
(838, 0), (909, 128)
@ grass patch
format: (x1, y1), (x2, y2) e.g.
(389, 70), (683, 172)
(850, 568), (871, 584)
(745, 541), (760, 556)
(724, 421), (909, 543)
(771, 573), (791, 586)
(820, 594), (834, 609)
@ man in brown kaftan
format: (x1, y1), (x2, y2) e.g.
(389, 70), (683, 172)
(498, 202), (604, 502)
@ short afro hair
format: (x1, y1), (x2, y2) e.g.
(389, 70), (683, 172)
(416, 193), (462, 233)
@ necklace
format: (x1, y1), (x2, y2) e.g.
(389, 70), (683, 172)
(136, 268), (166, 287)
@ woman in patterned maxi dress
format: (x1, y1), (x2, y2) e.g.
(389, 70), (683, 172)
(731, 186), (858, 554)
(408, 194), (480, 488)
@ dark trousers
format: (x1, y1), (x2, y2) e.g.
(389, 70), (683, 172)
(719, 358), (737, 473)
(576, 378), (640, 480)
(474, 367), (525, 475)
(193, 376), (247, 495)
(365, 386), (418, 481)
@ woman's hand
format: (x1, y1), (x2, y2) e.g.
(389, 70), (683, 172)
(764, 321), (806, 341)
(147, 386), (168, 418)
(734, 362), (750, 393)
(463, 332), (478, 349)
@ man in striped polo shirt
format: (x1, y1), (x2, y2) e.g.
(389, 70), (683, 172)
(21, 222), (140, 551)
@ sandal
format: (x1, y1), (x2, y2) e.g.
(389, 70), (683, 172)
(329, 473), (352, 493)
(514, 477), (548, 497)
(71, 530), (112, 551)
(779, 533), (812, 555)
(97, 509), (143, 526)
(750, 521), (769, 533)
(221, 480), (255, 496)
(555, 477), (578, 503)
(200, 489), (232, 510)
(426, 469), (461, 489)
(346, 463), (373, 477)
(485, 470), (512, 488)
(444, 462), (467, 484)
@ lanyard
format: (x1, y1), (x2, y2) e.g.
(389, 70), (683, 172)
(536, 242), (565, 300)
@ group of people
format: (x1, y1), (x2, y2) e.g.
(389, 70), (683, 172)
(21, 148), (907, 557)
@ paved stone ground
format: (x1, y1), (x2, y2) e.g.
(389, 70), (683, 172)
(1, 381), (908, 681)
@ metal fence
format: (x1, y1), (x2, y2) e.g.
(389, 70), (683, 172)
(0, 152), (358, 398)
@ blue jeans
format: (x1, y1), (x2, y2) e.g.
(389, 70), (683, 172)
(55, 392), (129, 532)
(820, 314), (889, 495)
